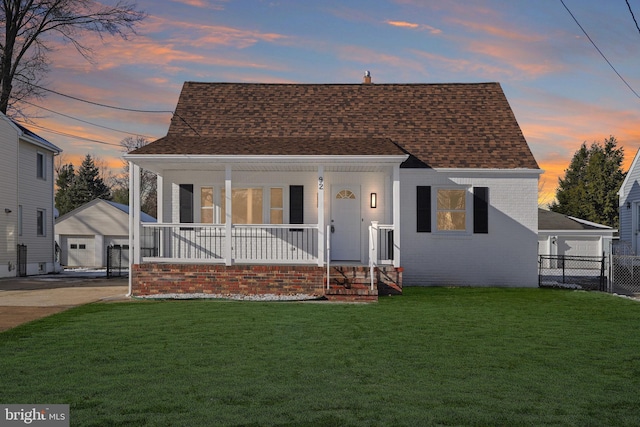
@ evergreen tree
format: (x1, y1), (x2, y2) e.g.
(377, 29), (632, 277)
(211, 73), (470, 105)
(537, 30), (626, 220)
(550, 136), (625, 228)
(54, 163), (75, 216)
(72, 154), (112, 207)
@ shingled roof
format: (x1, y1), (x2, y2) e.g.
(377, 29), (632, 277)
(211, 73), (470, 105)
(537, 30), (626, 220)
(132, 81), (539, 169)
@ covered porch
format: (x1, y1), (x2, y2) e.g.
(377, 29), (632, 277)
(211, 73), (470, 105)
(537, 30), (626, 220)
(125, 150), (407, 301)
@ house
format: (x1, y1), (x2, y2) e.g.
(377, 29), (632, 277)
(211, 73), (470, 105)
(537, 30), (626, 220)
(55, 198), (155, 268)
(0, 112), (62, 277)
(124, 76), (541, 300)
(618, 148), (640, 254)
(538, 208), (616, 257)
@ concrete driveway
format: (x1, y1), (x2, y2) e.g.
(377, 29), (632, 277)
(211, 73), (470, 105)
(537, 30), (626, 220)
(0, 272), (129, 332)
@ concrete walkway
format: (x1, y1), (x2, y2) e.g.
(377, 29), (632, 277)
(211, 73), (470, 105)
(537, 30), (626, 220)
(0, 272), (129, 332)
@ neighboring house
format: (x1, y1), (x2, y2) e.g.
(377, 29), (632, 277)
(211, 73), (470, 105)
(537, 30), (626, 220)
(618, 148), (640, 254)
(538, 209), (616, 258)
(0, 112), (61, 278)
(124, 77), (541, 300)
(55, 199), (155, 268)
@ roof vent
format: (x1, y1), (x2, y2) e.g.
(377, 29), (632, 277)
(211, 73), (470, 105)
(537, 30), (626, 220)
(363, 71), (372, 84)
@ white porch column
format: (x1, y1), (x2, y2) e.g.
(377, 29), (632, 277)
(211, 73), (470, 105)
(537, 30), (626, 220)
(156, 174), (163, 222)
(225, 165), (232, 266)
(392, 164), (401, 267)
(317, 165), (325, 266)
(128, 161), (141, 296)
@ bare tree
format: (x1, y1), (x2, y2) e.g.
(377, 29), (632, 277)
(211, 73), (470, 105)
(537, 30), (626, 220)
(0, 0), (145, 116)
(113, 135), (156, 217)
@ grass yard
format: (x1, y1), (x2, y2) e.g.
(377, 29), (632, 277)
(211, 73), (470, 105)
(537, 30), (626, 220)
(1, 287), (640, 426)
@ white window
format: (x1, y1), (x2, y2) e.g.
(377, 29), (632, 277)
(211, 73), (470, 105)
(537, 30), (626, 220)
(37, 209), (46, 236)
(36, 152), (45, 180)
(270, 188), (283, 224)
(436, 189), (466, 231)
(221, 188), (264, 224)
(200, 187), (214, 223)
(219, 187), (284, 224)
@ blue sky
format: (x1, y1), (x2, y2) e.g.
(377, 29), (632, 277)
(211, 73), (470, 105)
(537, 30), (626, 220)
(19, 0), (640, 202)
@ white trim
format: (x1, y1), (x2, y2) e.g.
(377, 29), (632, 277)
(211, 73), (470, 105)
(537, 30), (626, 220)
(128, 161), (134, 296)
(619, 147), (640, 198)
(124, 154), (408, 163)
(392, 164), (401, 267)
(224, 165), (232, 266)
(410, 168), (543, 178)
(317, 165), (325, 266)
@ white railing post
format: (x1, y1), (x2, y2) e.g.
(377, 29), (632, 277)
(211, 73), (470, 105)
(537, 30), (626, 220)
(326, 224), (331, 290)
(370, 221), (379, 290)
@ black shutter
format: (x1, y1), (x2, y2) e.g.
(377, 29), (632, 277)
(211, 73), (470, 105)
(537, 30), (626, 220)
(473, 187), (489, 234)
(179, 184), (194, 223)
(416, 186), (431, 232)
(290, 185), (304, 224)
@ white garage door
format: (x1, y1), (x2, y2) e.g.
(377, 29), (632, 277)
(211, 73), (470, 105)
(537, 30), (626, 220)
(557, 237), (600, 257)
(65, 237), (95, 267)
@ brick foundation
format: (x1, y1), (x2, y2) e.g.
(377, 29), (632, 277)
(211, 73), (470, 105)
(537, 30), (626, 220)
(131, 263), (403, 302)
(132, 264), (325, 297)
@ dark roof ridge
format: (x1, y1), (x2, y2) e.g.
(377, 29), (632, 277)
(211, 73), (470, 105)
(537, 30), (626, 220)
(182, 81), (502, 86)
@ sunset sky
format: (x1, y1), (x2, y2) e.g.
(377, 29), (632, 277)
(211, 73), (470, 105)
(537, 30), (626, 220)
(14, 0), (640, 205)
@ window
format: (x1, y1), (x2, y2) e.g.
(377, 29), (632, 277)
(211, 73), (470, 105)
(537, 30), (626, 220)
(416, 186), (489, 234)
(37, 209), (46, 236)
(437, 189), (466, 231)
(221, 188), (264, 224)
(200, 187), (214, 223)
(70, 244), (78, 249)
(36, 152), (45, 180)
(270, 188), (283, 224)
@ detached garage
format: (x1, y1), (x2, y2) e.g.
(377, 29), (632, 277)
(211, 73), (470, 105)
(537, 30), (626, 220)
(55, 199), (155, 268)
(538, 209), (616, 258)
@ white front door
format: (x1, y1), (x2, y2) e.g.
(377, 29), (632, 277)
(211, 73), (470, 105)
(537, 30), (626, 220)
(331, 185), (361, 261)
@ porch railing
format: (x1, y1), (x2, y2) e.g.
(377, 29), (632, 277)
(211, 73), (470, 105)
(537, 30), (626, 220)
(368, 223), (395, 290)
(140, 223), (318, 264)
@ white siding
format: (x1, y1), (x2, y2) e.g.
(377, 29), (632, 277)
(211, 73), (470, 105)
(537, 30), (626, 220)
(0, 118), (18, 277)
(619, 151), (640, 246)
(56, 200), (132, 267)
(400, 169), (540, 287)
(17, 140), (57, 274)
(56, 200), (130, 236)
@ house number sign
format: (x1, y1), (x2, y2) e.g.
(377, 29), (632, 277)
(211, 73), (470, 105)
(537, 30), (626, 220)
(318, 176), (324, 190)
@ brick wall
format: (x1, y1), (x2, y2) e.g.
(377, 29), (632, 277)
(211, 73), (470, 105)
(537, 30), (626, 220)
(132, 263), (326, 297)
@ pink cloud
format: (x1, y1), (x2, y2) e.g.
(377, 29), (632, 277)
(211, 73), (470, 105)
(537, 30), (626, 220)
(170, 0), (227, 10)
(385, 20), (442, 34)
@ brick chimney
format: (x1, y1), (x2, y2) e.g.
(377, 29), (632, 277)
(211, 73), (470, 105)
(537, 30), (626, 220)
(363, 70), (372, 84)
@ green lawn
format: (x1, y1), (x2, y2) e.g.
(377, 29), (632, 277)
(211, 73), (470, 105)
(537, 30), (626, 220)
(1, 287), (640, 426)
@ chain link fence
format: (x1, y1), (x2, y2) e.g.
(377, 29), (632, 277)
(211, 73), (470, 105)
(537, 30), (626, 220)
(106, 245), (128, 278)
(609, 241), (640, 295)
(538, 255), (606, 291)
